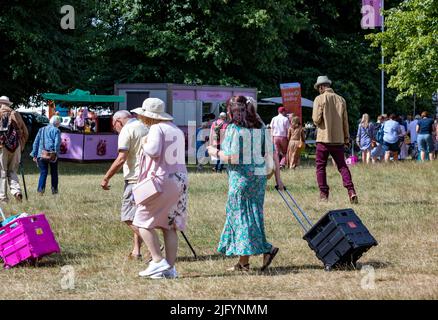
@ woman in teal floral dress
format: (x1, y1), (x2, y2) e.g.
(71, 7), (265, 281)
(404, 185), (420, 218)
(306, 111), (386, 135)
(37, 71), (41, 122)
(207, 96), (284, 272)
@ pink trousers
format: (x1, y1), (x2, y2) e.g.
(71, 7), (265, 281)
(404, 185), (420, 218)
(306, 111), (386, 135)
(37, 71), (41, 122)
(274, 136), (288, 166)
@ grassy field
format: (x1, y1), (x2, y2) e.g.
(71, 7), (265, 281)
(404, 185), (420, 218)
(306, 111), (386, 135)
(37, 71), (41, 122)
(0, 157), (437, 300)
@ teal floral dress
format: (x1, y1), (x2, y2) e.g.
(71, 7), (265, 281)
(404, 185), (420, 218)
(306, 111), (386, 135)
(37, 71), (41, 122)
(217, 124), (274, 256)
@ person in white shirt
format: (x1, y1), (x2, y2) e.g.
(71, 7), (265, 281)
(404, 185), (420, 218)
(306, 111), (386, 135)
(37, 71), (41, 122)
(270, 107), (290, 168)
(100, 110), (150, 261)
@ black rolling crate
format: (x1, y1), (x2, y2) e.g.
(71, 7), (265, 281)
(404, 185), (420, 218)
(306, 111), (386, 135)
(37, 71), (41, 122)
(276, 187), (378, 271)
(303, 208), (378, 270)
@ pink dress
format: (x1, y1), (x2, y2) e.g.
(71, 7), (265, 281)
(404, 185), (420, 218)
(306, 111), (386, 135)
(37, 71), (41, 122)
(133, 122), (188, 231)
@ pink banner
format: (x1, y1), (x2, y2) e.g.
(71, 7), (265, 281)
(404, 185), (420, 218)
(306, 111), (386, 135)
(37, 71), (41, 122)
(197, 91), (231, 101)
(173, 89), (255, 101)
(233, 91), (256, 98)
(58, 133), (118, 161)
(361, 0), (382, 28)
(173, 90), (196, 100)
(58, 133), (84, 160)
(83, 134), (119, 160)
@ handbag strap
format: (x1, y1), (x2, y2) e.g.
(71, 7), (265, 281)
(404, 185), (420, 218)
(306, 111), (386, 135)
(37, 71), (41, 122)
(138, 152), (155, 182)
(138, 123), (164, 181)
(42, 126), (45, 148)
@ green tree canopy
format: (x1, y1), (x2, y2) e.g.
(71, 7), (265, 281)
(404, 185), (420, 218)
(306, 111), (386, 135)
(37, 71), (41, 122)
(367, 0), (438, 100)
(2, 0), (432, 125)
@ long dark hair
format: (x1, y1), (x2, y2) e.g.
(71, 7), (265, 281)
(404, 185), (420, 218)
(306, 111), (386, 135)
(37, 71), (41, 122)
(227, 96), (263, 129)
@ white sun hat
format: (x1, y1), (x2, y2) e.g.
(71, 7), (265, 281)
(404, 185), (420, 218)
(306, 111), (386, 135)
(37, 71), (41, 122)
(132, 98), (173, 121)
(0, 96), (13, 106)
(314, 76), (332, 90)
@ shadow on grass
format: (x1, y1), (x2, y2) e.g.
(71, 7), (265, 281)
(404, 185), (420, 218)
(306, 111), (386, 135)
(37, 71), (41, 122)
(357, 260), (392, 269)
(177, 253), (235, 262)
(178, 260), (392, 279)
(180, 265), (309, 279)
(373, 200), (436, 206)
(12, 250), (96, 269)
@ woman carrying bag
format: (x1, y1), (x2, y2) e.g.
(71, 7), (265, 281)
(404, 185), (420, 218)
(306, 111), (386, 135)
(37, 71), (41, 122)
(30, 116), (61, 195)
(131, 98), (188, 279)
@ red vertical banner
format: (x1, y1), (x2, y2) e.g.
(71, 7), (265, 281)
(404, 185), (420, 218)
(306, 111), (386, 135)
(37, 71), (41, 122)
(280, 83), (302, 123)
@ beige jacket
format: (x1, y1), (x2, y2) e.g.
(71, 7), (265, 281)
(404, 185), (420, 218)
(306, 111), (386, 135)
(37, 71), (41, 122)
(312, 88), (349, 144)
(0, 105), (29, 151)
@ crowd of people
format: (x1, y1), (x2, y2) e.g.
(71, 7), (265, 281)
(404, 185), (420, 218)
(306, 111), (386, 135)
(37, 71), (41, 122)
(0, 74), (435, 279)
(356, 112), (437, 163)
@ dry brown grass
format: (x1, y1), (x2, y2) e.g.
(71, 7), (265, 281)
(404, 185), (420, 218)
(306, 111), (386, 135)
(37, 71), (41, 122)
(0, 158), (437, 299)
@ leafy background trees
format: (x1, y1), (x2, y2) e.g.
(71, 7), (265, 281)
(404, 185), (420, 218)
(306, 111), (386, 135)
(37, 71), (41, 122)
(0, 0), (436, 127)
(368, 0), (437, 100)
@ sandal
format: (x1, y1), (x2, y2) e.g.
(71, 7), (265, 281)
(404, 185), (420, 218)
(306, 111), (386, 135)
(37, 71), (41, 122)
(261, 247), (279, 271)
(227, 263), (250, 272)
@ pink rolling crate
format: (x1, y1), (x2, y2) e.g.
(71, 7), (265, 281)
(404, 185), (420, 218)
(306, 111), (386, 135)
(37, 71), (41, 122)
(0, 214), (61, 269)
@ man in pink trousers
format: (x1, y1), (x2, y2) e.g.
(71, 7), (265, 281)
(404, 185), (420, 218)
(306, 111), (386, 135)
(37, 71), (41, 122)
(270, 106), (290, 168)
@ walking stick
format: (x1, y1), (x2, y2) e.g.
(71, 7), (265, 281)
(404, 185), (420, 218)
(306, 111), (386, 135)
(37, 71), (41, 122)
(180, 231), (197, 259)
(19, 160), (28, 201)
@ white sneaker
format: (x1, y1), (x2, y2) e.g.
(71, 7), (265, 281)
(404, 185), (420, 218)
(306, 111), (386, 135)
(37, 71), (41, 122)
(139, 259), (171, 277)
(150, 266), (178, 279)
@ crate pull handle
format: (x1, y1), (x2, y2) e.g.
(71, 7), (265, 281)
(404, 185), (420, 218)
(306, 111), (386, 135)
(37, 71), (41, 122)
(275, 186), (312, 233)
(283, 187), (313, 228)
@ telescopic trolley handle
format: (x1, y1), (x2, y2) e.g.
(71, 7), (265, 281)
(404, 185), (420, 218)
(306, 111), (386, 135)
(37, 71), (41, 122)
(275, 186), (313, 233)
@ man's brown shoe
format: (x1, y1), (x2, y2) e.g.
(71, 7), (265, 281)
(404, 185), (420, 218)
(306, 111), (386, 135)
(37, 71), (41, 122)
(349, 193), (358, 204)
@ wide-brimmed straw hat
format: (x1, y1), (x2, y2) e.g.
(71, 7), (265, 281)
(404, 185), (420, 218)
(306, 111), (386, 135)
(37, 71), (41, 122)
(0, 96), (13, 106)
(132, 98), (173, 121)
(314, 76), (332, 90)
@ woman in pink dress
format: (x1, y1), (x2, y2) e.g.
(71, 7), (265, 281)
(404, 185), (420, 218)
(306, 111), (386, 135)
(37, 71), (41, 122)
(132, 98), (188, 279)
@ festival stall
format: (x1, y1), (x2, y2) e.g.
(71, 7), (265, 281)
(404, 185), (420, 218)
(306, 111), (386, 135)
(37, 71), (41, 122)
(113, 83), (257, 129)
(41, 89), (125, 161)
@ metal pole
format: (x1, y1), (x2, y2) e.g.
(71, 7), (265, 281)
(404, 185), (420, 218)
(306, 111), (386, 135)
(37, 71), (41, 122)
(381, 0), (385, 116)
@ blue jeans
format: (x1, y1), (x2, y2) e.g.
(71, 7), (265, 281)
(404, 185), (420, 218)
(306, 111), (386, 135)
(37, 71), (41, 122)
(37, 159), (59, 194)
(417, 134), (434, 153)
